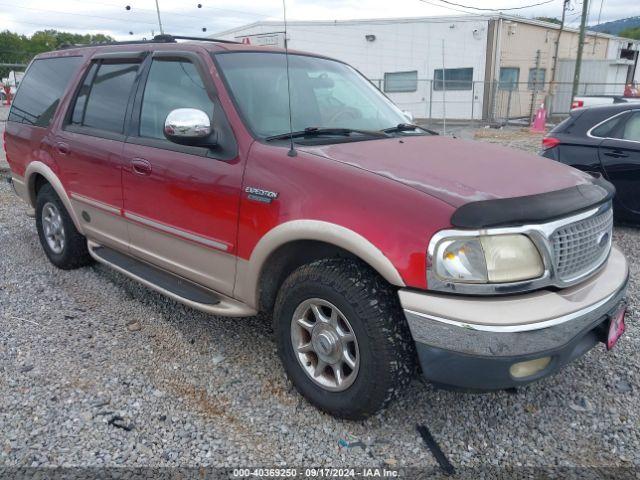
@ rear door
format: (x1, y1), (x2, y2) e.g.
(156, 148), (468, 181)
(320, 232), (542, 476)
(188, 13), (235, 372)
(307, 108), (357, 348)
(121, 51), (242, 296)
(56, 52), (145, 251)
(598, 110), (640, 216)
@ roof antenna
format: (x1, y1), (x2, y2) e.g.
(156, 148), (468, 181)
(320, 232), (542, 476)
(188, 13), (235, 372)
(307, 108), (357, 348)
(282, 0), (297, 157)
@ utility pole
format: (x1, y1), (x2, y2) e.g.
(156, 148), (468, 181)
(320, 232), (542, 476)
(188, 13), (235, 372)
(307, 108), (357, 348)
(154, 0), (164, 35)
(530, 49), (541, 124)
(571, 0), (589, 104)
(548, 0), (569, 116)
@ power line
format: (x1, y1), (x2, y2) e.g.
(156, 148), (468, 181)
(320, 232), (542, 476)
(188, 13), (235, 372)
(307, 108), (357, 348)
(425, 0), (557, 11)
(414, 0), (486, 15)
(70, 0), (275, 21)
(0, 2), (160, 26)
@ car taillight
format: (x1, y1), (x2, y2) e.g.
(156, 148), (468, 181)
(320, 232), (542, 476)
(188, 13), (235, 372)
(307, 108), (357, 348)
(571, 100), (584, 109)
(542, 137), (560, 150)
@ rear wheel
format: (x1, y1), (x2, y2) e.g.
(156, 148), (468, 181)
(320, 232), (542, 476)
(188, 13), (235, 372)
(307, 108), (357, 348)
(35, 184), (92, 270)
(273, 258), (415, 420)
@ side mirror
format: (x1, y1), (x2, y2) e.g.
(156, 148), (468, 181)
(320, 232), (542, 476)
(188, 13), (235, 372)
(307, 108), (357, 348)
(164, 108), (216, 146)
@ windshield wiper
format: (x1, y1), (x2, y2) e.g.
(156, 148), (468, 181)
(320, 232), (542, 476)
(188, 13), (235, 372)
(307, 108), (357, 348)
(265, 127), (388, 142)
(381, 123), (438, 135)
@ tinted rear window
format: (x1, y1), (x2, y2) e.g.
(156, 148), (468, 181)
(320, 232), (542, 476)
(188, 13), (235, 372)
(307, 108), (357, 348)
(8, 56), (82, 127)
(71, 62), (139, 134)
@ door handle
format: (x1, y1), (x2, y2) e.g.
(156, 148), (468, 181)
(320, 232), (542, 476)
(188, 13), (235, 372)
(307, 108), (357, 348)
(603, 150), (629, 159)
(56, 142), (70, 155)
(131, 158), (152, 176)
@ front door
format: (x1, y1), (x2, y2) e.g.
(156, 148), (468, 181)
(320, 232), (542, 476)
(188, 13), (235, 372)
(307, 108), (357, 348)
(599, 110), (640, 217)
(56, 57), (143, 251)
(122, 52), (242, 296)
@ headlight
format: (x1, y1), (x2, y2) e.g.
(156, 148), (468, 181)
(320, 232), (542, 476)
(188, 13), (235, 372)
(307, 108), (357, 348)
(433, 234), (544, 284)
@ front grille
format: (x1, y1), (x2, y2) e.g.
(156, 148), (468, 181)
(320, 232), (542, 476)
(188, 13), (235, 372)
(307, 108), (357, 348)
(551, 206), (613, 282)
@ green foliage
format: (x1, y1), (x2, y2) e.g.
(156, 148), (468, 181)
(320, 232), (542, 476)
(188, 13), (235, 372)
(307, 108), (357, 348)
(535, 17), (562, 25)
(0, 29), (114, 79)
(619, 26), (640, 39)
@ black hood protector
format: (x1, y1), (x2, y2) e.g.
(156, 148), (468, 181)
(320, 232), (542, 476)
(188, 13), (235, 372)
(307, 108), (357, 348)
(450, 174), (615, 229)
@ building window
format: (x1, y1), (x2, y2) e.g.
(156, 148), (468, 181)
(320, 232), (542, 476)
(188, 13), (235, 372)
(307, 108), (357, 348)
(528, 68), (546, 91)
(499, 67), (519, 90)
(383, 71), (418, 93)
(433, 68), (473, 91)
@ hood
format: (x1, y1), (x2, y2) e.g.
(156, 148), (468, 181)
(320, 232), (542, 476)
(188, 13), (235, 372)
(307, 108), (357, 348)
(298, 135), (592, 208)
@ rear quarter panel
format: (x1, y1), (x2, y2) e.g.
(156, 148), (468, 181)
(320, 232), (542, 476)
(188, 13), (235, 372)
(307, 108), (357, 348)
(5, 49), (93, 186)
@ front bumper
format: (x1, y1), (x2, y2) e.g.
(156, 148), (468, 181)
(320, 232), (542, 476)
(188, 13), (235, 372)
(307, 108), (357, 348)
(400, 246), (629, 390)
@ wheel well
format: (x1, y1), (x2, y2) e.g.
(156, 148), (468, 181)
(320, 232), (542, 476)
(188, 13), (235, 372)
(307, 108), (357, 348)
(30, 173), (49, 203)
(257, 240), (380, 314)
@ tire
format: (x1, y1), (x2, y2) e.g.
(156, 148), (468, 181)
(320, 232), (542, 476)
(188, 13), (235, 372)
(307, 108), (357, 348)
(273, 258), (415, 420)
(35, 183), (93, 270)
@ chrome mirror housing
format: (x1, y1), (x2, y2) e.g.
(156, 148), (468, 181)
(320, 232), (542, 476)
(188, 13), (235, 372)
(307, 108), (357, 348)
(164, 108), (213, 145)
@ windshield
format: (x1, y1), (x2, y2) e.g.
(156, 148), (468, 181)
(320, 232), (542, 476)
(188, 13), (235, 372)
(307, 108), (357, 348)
(214, 52), (411, 139)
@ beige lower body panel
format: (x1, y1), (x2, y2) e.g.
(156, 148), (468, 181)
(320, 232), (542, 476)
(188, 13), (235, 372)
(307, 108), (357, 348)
(399, 246), (628, 330)
(70, 198), (129, 253)
(127, 221), (236, 298)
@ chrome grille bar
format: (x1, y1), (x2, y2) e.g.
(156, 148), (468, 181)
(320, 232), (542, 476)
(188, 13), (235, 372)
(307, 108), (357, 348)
(551, 207), (613, 282)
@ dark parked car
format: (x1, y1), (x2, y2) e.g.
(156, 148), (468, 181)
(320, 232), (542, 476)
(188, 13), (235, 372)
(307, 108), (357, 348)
(542, 104), (640, 223)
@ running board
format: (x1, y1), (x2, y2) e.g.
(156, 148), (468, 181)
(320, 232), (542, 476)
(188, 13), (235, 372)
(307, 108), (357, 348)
(88, 241), (257, 317)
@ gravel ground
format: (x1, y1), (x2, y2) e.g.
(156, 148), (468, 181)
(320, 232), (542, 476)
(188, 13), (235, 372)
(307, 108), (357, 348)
(0, 115), (639, 476)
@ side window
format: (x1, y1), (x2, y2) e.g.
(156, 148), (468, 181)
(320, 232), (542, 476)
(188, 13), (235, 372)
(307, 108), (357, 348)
(139, 59), (213, 140)
(621, 112), (640, 142)
(71, 62), (139, 134)
(71, 63), (98, 125)
(8, 56), (82, 127)
(591, 113), (628, 138)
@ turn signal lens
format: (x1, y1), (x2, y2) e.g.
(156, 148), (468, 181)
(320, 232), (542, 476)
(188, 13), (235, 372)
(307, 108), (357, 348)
(436, 238), (488, 283)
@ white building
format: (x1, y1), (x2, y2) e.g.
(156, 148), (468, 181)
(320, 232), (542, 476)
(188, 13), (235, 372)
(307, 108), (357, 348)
(214, 15), (640, 120)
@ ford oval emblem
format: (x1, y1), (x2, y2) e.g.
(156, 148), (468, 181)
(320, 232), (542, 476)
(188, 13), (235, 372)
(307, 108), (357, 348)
(597, 231), (610, 249)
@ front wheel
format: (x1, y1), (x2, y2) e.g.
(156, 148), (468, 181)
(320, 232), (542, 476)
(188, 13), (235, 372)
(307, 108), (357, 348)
(273, 258), (415, 420)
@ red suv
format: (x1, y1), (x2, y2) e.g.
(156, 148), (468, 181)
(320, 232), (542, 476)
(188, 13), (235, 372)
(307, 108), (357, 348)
(5, 36), (629, 419)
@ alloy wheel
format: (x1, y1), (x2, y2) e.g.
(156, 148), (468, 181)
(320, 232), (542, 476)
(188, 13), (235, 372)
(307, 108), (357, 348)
(290, 298), (360, 392)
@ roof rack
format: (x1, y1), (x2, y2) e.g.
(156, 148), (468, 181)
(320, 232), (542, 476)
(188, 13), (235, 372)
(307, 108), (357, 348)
(59, 33), (239, 50)
(160, 34), (240, 44)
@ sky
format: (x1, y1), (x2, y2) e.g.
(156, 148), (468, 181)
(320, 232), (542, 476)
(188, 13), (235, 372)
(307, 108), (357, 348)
(0, 0), (636, 40)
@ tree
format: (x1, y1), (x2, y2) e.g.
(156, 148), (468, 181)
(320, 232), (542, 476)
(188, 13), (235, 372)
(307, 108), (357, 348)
(535, 17), (562, 25)
(1, 29), (114, 79)
(619, 26), (640, 40)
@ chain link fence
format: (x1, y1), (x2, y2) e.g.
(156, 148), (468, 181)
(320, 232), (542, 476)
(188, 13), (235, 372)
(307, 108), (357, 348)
(370, 78), (632, 125)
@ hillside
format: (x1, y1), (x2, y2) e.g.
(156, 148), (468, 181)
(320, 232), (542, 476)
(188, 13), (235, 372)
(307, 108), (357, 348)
(589, 16), (640, 35)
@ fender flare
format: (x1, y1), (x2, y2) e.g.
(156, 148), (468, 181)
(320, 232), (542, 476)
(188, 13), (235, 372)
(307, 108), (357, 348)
(24, 161), (83, 233)
(236, 220), (406, 308)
